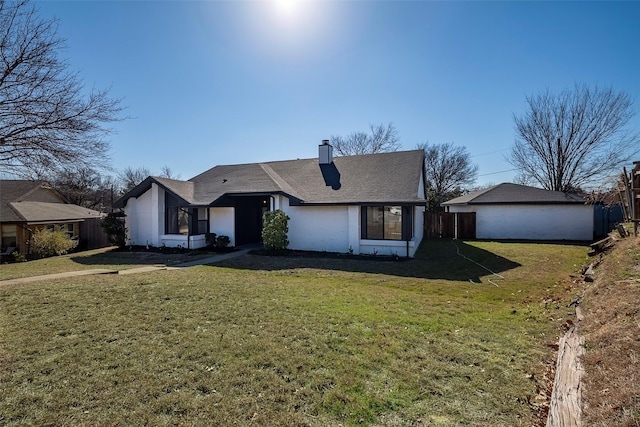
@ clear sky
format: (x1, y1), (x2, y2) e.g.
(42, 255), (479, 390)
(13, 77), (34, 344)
(35, 0), (640, 187)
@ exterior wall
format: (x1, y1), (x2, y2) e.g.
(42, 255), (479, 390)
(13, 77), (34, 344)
(121, 189), (426, 256)
(285, 201), (351, 253)
(448, 204), (594, 241)
(124, 183), (164, 247)
(284, 199), (424, 257)
(413, 205), (425, 252)
(159, 234), (207, 249)
(417, 171), (425, 199)
(210, 207), (235, 247)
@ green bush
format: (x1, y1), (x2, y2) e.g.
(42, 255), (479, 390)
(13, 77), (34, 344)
(101, 213), (127, 247)
(261, 210), (289, 251)
(205, 233), (230, 249)
(205, 232), (218, 248)
(216, 235), (230, 248)
(30, 226), (78, 259)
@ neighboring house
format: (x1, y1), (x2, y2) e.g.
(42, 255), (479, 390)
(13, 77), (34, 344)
(442, 183), (594, 241)
(0, 180), (105, 255)
(114, 143), (427, 257)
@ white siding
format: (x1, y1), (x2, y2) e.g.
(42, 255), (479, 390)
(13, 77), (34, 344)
(210, 207), (236, 247)
(449, 204), (593, 241)
(286, 202), (351, 253)
(124, 184), (164, 246)
(124, 190), (426, 256)
(413, 205), (425, 250)
(285, 201), (424, 257)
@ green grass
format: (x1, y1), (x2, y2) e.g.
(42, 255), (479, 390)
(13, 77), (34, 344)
(0, 240), (589, 426)
(0, 247), (216, 281)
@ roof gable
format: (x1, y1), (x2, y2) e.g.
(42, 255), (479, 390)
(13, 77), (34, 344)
(1, 180), (102, 223)
(442, 183), (587, 206)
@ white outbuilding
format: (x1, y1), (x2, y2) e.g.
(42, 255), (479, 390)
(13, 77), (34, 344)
(442, 183), (594, 241)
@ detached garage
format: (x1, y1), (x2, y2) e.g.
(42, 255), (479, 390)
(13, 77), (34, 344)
(442, 183), (594, 241)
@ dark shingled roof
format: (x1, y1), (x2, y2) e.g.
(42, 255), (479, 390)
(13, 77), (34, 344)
(115, 149), (426, 208)
(1, 180), (103, 223)
(9, 201), (104, 223)
(442, 183), (587, 206)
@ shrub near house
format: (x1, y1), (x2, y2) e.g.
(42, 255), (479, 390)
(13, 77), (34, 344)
(262, 210), (290, 250)
(29, 226), (78, 259)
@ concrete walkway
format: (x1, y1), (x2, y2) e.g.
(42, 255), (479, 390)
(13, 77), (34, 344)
(0, 249), (250, 287)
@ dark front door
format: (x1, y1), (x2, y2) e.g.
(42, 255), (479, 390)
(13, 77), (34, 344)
(234, 197), (269, 246)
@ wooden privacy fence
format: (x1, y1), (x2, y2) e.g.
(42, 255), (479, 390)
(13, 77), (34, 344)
(424, 212), (476, 239)
(79, 217), (110, 250)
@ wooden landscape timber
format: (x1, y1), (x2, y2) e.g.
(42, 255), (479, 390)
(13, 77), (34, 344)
(546, 325), (585, 427)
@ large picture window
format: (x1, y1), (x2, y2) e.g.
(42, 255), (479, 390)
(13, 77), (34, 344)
(166, 207), (189, 235)
(362, 206), (412, 241)
(165, 193), (209, 235)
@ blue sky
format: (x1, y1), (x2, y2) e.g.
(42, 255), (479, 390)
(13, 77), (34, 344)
(35, 1), (640, 186)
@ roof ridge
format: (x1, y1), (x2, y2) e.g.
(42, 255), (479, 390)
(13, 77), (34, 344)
(259, 163), (304, 201)
(7, 201), (27, 221)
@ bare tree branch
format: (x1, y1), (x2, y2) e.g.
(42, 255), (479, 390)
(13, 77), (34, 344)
(418, 141), (478, 211)
(0, 0), (124, 177)
(118, 166), (150, 194)
(330, 122), (401, 156)
(508, 84), (639, 192)
(159, 165), (180, 180)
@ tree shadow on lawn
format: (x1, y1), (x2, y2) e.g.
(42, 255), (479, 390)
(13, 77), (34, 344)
(213, 239), (522, 282)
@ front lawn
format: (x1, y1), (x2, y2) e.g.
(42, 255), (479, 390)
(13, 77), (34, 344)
(0, 240), (589, 426)
(0, 246), (218, 281)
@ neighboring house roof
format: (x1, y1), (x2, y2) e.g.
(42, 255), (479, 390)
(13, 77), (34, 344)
(442, 183), (588, 206)
(0, 180), (103, 223)
(115, 149), (426, 208)
(9, 201), (104, 223)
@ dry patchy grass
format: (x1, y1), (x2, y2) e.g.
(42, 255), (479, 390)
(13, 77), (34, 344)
(0, 240), (590, 426)
(581, 236), (640, 426)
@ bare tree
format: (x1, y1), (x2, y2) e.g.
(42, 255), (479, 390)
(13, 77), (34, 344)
(419, 142), (478, 211)
(508, 84), (639, 192)
(330, 123), (401, 156)
(0, 0), (124, 177)
(50, 167), (116, 211)
(118, 166), (150, 194)
(159, 165), (181, 180)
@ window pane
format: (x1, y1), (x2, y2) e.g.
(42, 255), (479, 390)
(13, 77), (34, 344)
(198, 207), (208, 220)
(366, 207), (384, 239)
(166, 207), (178, 234)
(1, 224), (17, 249)
(384, 206), (403, 240)
(178, 210), (189, 235)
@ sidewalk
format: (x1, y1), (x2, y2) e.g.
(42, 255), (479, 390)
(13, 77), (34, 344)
(0, 248), (251, 287)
